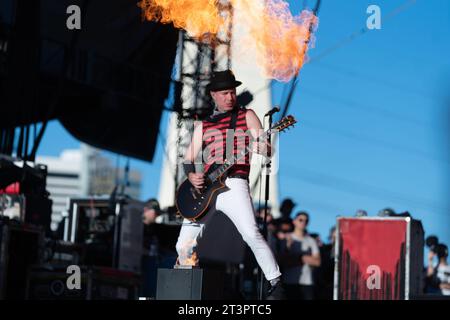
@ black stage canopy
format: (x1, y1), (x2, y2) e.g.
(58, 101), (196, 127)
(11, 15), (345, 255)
(0, 0), (179, 162)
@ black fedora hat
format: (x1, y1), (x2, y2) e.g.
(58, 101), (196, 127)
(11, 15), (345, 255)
(206, 70), (242, 92)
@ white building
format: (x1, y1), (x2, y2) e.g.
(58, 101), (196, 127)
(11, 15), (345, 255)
(36, 144), (142, 230)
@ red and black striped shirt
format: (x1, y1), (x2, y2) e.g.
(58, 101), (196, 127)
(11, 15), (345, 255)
(202, 107), (251, 178)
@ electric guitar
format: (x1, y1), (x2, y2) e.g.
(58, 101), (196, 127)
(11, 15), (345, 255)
(175, 115), (297, 222)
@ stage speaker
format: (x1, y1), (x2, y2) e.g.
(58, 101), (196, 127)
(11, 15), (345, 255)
(196, 212), (247, 265)
(334, 217), (424, 300)
(156, 268), (224, 300)
(63, 196), (144, 273)
(26, 266), (140, 300)
(0, 218), (44, 299)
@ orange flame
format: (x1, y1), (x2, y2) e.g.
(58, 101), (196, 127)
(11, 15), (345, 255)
(137, 0), (225, 38)
(183, 252), (199, 266)
(138, 0), (318, 82)
(177, 239), (199, 266)
(235, 1), (318, 82)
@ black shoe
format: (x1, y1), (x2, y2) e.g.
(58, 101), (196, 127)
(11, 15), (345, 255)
(266, 282), (286, 300)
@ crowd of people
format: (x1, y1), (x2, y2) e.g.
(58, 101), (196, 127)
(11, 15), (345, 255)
(425, 238), (449, 296)
(254, 198), (335, 300)
(141, 197), (449, 300)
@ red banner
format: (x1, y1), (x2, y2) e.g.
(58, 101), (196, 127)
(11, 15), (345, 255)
(338, 218), (407, 299)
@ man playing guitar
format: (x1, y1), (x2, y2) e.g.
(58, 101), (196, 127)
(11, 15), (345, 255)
(175, 70), (285, 300)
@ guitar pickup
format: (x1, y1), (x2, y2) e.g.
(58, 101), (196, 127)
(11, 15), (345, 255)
(190, 187), (198, 199)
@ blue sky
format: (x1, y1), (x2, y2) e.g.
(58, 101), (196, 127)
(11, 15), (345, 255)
(38, 0), (450, 246)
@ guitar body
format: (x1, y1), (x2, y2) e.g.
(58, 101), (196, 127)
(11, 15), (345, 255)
(175, 175), (229, 222)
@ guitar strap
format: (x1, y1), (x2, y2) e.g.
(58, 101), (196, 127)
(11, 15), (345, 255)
(225, 108), (239, 167)
(229, 108), (238, 130)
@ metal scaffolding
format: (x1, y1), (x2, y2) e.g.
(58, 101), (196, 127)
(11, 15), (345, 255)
(165, 0), (234, 200)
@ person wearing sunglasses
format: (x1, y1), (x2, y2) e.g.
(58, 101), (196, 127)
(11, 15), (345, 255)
(277, 211), (321, 300)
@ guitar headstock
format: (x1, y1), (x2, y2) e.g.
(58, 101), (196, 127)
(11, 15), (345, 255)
(271, 115), (297, 132)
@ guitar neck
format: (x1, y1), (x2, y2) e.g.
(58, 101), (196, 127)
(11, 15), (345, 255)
(207, 128), (273, 183)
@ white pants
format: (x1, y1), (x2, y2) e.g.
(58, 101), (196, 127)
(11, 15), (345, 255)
(175, 177), (281, 281)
